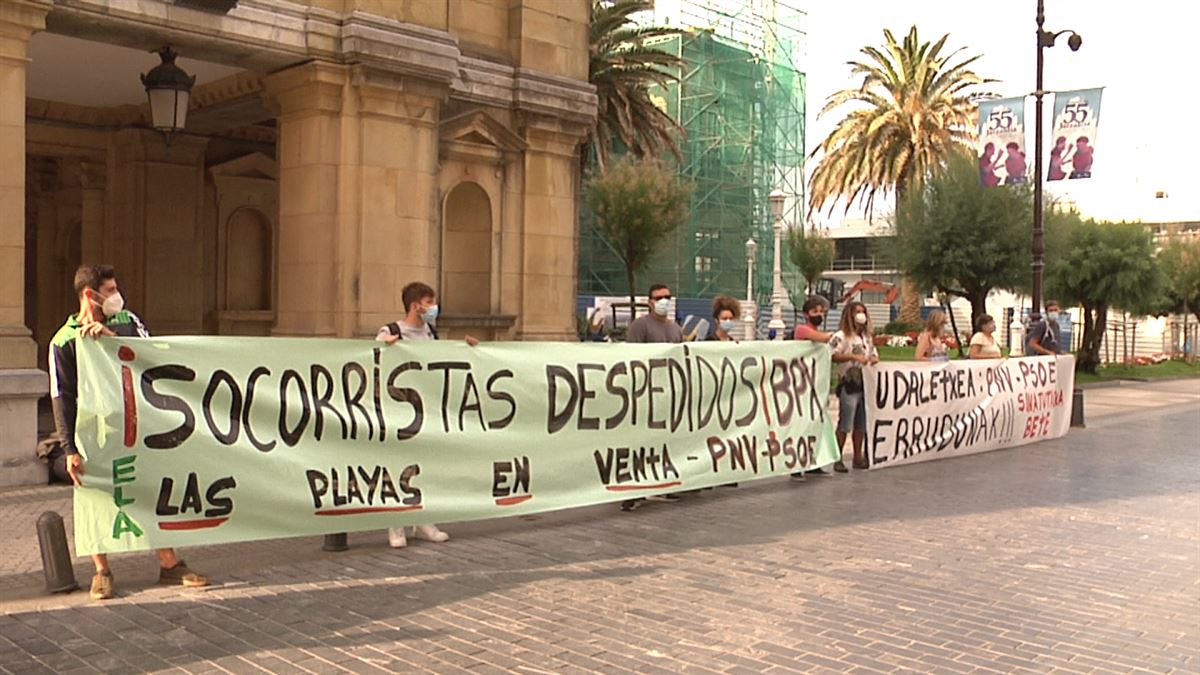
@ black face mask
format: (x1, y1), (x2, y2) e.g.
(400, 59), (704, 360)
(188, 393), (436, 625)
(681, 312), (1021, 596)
(807, 314), (823, 327)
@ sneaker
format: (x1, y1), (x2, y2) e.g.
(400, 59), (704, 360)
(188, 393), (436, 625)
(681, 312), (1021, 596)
(620, 499), (640, 511)
(833, 461), (849, 473)
(89, 570), (114, 600)
(790, 471), (807, 482)
(387, 527), (408, 548)
(646, 493), (681, 503)
(158, 560), (209, 588)
(412, 524), (449, 543)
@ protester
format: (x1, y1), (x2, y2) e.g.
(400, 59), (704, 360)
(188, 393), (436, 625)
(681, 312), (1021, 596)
(705, 295), (743, 488)
(968, 314), (1002, 359)
(52, 264), (209, 600)
(1025, 300), (1063, 356)
(622, 283), (683, 511)
(792, 295), (834, 478)
(829, 301), (879, 471)
(376, 281), (478, 548)
(793, 295), (833, 343)
(709, 295), (741, 342)
(914, 310), (950, 362)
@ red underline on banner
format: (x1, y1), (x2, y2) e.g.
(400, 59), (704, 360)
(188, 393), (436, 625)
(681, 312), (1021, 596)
(605, 481), (683, 492)
(495, 495), (533, 506)
(157, 517), (229, 531)
(314, 506), (424, 516)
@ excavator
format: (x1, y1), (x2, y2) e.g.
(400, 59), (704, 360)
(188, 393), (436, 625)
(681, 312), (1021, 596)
(838, 279), (899, 305)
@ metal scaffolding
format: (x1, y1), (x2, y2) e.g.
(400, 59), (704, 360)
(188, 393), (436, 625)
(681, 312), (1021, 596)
(578, 0), (807, 305)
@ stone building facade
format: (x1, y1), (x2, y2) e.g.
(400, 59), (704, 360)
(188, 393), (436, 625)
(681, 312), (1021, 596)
(0, 0), (596, 485)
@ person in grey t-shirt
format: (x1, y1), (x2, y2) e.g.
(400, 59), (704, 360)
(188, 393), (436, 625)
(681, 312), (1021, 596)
(626, 283), (684, 344)
(621, 283), (682, 511)
(375, 281), (478, 549)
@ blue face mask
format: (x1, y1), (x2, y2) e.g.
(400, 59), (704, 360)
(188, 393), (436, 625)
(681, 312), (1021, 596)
(421, 304), (439, 323)
(719, 319), (738, 333)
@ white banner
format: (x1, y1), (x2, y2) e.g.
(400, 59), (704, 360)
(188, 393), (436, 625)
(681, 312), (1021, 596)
(977, 97), (1028, 187)
(1048, 88), (1102, 181)
(863, 356), (1075, 469)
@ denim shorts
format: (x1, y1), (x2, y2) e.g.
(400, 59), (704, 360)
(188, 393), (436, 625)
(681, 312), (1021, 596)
(837, 387), (867, 434)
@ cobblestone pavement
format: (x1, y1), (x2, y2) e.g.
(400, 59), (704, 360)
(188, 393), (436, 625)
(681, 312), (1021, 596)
(0, 380), (1197, 674)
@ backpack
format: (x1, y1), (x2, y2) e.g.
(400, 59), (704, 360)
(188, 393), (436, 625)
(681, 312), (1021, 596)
(380, 321), (439, 341)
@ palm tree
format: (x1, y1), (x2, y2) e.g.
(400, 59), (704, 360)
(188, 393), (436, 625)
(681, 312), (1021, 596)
(586, 0), (684, 173)
(807, 26), (994, 322)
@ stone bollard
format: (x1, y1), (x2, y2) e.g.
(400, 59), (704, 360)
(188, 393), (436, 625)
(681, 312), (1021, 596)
(37, 511), (78, 593)
(1070, 388), (1085, 427)
(323, 533), (348, 552)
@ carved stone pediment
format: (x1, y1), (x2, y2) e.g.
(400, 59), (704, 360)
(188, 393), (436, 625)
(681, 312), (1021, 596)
(439, 109), (527, 165)
(208, 152), (277, 181)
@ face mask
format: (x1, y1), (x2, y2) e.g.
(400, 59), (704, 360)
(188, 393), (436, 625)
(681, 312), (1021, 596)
(1047, 311), (1059, 321)
(719, 319), (737, 333)
(653, 298), (670, 317)
(807, 314), (823, 327)
(101, 291), (125, 318)
(421, 304), (439, 324)
(854, 312), (867, 326)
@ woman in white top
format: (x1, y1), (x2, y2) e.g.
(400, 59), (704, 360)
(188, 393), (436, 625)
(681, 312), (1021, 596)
(829, 301), (879, 471)
(914, 310), (950, 362)
(968, 314), (1003, 359)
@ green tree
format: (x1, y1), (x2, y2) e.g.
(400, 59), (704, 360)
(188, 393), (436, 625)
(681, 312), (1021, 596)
(786, 226), (835, 298)
(1047, 220), (1163, 374)
(1157, 237), (1200, 324)
(586, 0), (683, 173)
(894, 150), (1030, 327)
(586, 157), (693, 314)
(807, 26), (994, 323)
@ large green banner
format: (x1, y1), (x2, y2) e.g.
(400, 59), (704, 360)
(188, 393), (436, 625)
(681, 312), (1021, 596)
(72, 337), (838, 554)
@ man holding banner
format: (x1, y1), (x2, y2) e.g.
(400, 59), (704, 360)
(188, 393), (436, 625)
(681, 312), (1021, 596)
(376, 281), (478, 548)
(53, 265), (209, 600)
(621, 283), (683, 511)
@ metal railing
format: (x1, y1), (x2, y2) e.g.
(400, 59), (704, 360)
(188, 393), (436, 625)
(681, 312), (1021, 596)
(830, 256), (894, 272)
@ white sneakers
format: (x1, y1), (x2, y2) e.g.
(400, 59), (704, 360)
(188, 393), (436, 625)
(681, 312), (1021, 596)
(388, 525), (450, 548)
(387, 527), (408, 548)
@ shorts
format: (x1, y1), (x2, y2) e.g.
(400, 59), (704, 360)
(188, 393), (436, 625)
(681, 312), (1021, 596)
(837, 387), (867, 434)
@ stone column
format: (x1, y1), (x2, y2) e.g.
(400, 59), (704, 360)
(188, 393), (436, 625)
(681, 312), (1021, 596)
(352, 68), (444, 337)
(79, 161), (105, 264)
(0, 0), (51, 486)
(266, 61), (449, 338)
(264, 62), (348, 337)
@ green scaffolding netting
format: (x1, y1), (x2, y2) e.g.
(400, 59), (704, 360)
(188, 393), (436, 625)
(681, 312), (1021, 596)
(579, 2), (807, 307)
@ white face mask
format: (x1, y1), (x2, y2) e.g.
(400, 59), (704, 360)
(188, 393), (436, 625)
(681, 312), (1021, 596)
(421, 304), (439, 324)
(101, 291), (124, 318)
(854, 312), (867, 326)
(653, 298), (670, 317)
(1047, 311), (1059, 321)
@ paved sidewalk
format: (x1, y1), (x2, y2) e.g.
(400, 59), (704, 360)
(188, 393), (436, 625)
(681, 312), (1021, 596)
(0, 379), (1197, 674)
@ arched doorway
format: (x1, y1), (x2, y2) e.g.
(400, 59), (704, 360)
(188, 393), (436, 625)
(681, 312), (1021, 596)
(441, 182), (492, 314)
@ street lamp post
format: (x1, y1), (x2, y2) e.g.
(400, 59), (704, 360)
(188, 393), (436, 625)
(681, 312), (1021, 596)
(1032, 0), (1081, 317)
(744, 237), (758, 340)
(768, 189), (787, 340)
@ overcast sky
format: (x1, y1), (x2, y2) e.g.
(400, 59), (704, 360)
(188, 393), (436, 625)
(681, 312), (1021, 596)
(801, 0), (1200, 226)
